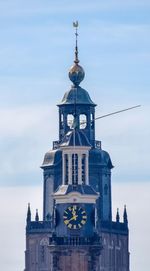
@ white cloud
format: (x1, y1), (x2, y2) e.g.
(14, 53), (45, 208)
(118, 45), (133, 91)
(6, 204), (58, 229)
(0, 105), (58, 179)
(95, 105), (150, 181)
(0, 105), (56, 137)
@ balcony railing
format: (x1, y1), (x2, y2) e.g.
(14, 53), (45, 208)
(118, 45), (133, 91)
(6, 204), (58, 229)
(49, 235), (102, 247)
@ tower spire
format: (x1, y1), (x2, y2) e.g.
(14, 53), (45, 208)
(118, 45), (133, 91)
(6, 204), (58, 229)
(35, 209), (39, 222)
(26, 203), (31, 224)
(116, 208), (120, 223)
(123, 205), (128, 225)
(73, 21), (79, 64)
(68, 21), (85, 86)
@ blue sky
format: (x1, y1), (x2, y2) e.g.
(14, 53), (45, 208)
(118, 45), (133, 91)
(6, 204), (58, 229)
(0, 0), (150, 186)
(0, 0), (150, 270)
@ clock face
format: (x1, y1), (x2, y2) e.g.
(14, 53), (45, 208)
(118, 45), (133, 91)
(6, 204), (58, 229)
(63, 205), (87, 229)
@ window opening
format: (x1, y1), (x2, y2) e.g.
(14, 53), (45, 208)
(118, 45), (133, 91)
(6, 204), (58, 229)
(91, 113), (94, 129)
(65, 154), (68, 184)
(60, 113), (64, 129)
(67, 114), (74, 129)
(72, 154), (78, 185)
(82, 154), (86, 184)
(79, 114), (87, 129)
(61, 114), (64, 122)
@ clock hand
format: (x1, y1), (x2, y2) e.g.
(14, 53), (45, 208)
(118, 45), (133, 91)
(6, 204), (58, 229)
(73, 215), (78, 221)
(72, 210), (76, 216)
(68, 215), (78, 222)
(72, 206), (77, 217)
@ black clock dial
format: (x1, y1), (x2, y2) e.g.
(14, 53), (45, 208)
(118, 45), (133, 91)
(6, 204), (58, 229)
(63, 205), (87, 229)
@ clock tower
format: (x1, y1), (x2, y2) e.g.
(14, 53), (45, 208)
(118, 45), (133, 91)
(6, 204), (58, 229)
(24, 24), (129, 271)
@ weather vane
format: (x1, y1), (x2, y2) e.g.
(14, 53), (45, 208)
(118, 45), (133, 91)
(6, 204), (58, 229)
(73, 21), (79, 63)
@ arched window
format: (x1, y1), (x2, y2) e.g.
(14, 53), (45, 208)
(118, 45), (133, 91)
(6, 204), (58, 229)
(61, 114), (64, 122)
(60, 113), (64, 129)
(79, 114), (87, 129)
(64, 154), (68, 184)
(67, 114), (74, 129)
(91, 113), (94, 128)
(72, 154), (78, 185)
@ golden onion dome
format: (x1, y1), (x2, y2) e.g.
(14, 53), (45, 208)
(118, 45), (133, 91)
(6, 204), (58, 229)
(68, 63), (85, 86)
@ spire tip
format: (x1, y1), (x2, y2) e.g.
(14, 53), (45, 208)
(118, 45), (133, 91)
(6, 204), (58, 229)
(73, 21), (79, 64)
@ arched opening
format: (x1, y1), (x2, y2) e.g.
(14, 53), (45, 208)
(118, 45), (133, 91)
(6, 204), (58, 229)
(79, 114), (87, 129)
(91, 113), (94, 129)
(64, 154), (68, 184)
(67, 114), (74, 129)
(60, 113), (64, 128)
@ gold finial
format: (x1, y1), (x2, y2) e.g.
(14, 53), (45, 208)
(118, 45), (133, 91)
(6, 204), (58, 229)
(73, 21), (79, 63)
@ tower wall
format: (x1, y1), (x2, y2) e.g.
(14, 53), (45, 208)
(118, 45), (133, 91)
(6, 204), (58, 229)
(25, 233), (52, 271)
(89, 148), (112, 222)
(100, 231), (129, 271)
(25, 29), (130, 271)
(42, 150), (62, 220)
(25, 226), (129, 271)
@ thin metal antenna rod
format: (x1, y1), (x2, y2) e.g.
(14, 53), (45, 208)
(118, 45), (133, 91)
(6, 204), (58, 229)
(95, 105), (141, 120)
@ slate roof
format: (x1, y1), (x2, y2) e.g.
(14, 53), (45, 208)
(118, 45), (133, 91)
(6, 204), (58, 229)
(89, 148), (113, 169)
(54, 184), (98, 196)
(41, 149), (62, 168)
(58, 86), (96, 106)
(60, 129), (91, 147)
